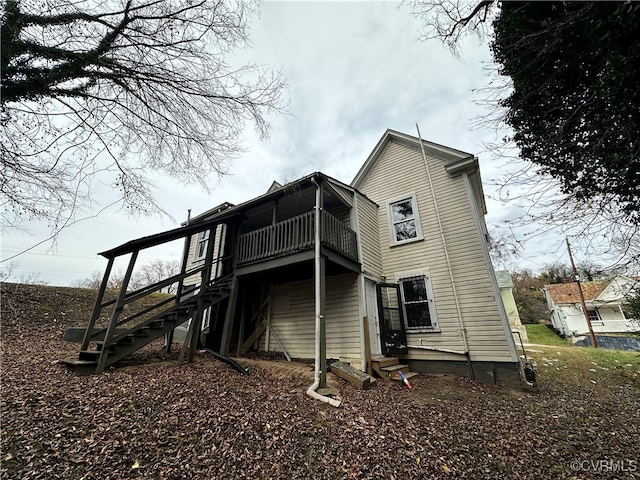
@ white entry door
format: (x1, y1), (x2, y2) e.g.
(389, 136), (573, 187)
(365, 279), (382, 355)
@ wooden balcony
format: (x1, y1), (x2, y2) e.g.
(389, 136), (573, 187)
(237, 210), (358, 266)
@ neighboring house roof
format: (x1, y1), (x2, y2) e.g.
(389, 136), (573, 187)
(495, 270), (514, 289)
(545, 280), (609, 305)
(267, 181), (283, 193)
(545, 275), (639, 306)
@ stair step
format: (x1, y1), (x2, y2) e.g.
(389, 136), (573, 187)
(149, 320), (165, 329)
(372, 356), (400, 368)
(95, 342), (116, 352)
(117, 334), (136, 345)
(78, 350), (101, 361)
(61, 358), (98, 366)
(381, 364), (410, 372)
(134, 326), (151, 337)
(60, 357), (98, 375)
(391, 371), (419, 381)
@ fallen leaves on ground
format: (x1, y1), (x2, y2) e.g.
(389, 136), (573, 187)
(1, 283), (639, 479)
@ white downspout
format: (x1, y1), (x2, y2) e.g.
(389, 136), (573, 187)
(416, 124), (473, 378)
(307, 176), (341, 408)
(352, 192), (368, 372)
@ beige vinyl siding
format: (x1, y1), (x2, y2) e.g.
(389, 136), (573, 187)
(358, 141), (513, 363)
(183, 224), (225, 287)
(260, 273), (362, 369)
(355, 193), (383, 278)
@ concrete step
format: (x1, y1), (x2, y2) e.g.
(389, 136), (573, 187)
(381, 364), (410, 372)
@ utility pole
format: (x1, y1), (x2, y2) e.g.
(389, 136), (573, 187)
(566, 238), (598, 348)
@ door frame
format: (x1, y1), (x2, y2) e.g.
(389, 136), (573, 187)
(364, 279), (382, 356)
(376, 282), (408, 356)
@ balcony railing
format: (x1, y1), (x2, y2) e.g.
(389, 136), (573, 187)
(237, 210), (358, 265)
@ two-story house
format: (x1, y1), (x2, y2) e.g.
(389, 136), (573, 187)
(63, 129), (522, 387)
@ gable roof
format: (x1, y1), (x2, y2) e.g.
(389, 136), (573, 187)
(267, 181), (283, 193)
(545, 280), (609, 304)
(594, 275), (639, 302)
(351, 129), (474, 188)
(351, 128), (487, 215)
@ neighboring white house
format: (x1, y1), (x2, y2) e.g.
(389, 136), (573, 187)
(544, 276), (639, 336)
(495, 270), (528, 343)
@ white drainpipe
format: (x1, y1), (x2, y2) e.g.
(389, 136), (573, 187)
(307, 176), (341, 408)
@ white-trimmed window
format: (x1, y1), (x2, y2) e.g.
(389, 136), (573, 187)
(193, 230), (210, 260)
(398, 273), (439, 332)
(387, 193), (424, 246)
(587, 309), (602, 324)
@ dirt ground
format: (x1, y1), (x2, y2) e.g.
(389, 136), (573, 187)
(2, 283), (639, 479)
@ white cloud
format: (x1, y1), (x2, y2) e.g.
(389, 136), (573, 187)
(2, 1), (565, 285)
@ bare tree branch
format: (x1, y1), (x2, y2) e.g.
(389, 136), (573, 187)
(1, 0), (287, 238)
(401, 0), (498, 54)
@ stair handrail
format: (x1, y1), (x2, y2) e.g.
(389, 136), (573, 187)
(92, 265), (205, 312)
(86, 294), (177, 342)
(84, 269), (233, 363)
(81, 226), (231, 355)
(80, 262), (206, 351)
(84, 267), (233, 349)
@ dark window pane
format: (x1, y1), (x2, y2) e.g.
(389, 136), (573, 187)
(402, 277), (427, 302)
(405, 303), (431, 328)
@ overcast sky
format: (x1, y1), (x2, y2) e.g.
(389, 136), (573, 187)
(1, 1), (571, 286)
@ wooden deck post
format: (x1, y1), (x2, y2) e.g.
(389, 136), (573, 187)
(96, 250), (138, 373)
(319, 254), (326, 386)
(363, 316), (373, 376)
(81, 257), (114, 351)
(219, 275), (239, 356)
(187, 225), (218, 363)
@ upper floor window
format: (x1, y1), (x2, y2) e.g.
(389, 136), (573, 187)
(194, 230), (210, 260)
(387, 193), (424, 246)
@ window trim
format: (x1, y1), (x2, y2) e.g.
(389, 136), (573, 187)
(193, 230), (210, 261)
(587, 308), (601, 323)
(397, 271), (439, 333)
(386, 192), (424, 246)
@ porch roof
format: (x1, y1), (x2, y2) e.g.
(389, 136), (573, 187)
(99, 171), (370, 258)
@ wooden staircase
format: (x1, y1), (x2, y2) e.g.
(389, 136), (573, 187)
(62, 284), (229, 375)
(371, 356), (418, 383)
